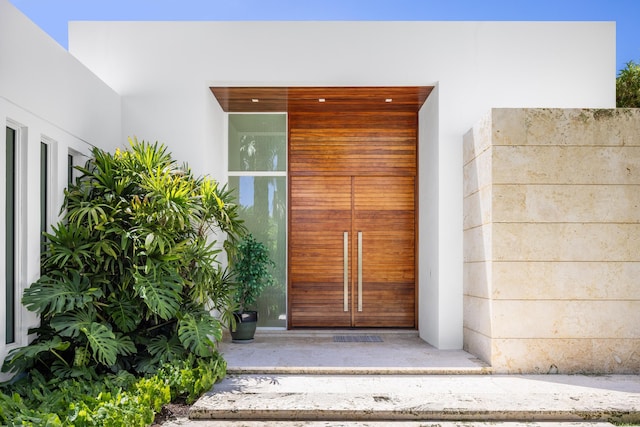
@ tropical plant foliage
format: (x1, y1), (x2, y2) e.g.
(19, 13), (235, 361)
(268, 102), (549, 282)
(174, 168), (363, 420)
(617, 60), (640, 107)
(0, 354), (225, 425)
(231, 234), (275, 313)
(2, 138), (245, 379)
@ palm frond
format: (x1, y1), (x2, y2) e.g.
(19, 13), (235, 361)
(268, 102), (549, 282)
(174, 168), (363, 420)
(136, 334), (186, 373)
(1, 337), (70, 374)
(178, 311), (222, 357)
(81, 323), (135, 367)
(104, 293), (142, 333)
(133, 269), (183, 320)
(22, 270), (103, 316)
(49, 308), (96, 338)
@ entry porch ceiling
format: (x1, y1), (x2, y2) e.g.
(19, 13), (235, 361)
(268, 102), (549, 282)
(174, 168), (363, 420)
(210, 86), (433, 113)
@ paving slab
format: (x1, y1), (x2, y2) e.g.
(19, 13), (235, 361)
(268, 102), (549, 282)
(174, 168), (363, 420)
(218, 330), (489, 375)
(161, 420), (617, 426)
(189, 374), (640, 424)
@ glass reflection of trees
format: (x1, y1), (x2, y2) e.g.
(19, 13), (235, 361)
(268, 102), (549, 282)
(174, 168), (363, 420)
(232, 118), (286, 327)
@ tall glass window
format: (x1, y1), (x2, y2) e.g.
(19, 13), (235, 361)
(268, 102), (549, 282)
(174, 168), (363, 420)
(41, 142), (49, 265)
(5, 127), (16, 344)
(228, 114), (287, 327)
(67, 153), (74, 187)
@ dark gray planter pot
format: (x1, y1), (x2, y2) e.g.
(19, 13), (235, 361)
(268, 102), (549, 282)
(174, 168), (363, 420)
(230, 311), (258, 343)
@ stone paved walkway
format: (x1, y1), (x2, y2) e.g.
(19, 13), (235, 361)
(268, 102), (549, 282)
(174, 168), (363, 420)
(188, 374), (640, 424)
(158, 331), (640, 426)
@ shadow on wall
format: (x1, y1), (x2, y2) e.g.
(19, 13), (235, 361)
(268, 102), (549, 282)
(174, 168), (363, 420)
(462, 112), (493, 367)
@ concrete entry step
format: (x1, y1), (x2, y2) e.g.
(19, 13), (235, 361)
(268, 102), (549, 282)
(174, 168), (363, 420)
(189, 374), (640, 424)
(218, 330), (490, 375)
(161, 420), (619, 426)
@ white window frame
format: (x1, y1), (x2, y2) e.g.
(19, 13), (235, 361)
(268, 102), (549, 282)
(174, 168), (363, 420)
(226, 112), (289, 329)
(3, 119), (27, 349)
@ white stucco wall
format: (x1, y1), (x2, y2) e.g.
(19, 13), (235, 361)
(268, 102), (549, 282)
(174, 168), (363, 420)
(68, 20), (615, 349)
(0, 0), (121, 374)
(418, 85), (442, 345)
(0, 0), (121, 151)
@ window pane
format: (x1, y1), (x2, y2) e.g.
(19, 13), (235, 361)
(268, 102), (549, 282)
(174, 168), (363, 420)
(6, 127), (16, 344)
(228, 114), (286, 172)
(41, 142), (49, 276)
(68, 154), (73, 187)
(229, 175), (286, 327)
(41, 142), (48, 257)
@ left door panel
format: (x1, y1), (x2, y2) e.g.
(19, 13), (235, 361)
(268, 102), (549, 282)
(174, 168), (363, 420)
(289, 176), (352, 327)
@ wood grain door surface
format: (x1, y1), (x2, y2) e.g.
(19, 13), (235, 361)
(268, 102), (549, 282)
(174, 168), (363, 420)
(288, 111), (417, 328)
(289, 175), (415, 327)
(289, 176), (353, 327)
(352, 176), (415, 327)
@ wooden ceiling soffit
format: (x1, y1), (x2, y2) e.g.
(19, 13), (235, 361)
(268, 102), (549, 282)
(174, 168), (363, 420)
(210, 86), (433, 113)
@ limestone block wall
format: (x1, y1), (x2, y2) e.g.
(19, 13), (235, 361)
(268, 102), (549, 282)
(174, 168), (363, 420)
(463, 108), (640, 373)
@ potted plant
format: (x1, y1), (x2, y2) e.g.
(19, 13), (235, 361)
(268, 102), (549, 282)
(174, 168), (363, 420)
(229, 234), (275, 342)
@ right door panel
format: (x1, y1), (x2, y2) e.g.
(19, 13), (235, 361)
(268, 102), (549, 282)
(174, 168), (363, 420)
(352, 176), (415, 327)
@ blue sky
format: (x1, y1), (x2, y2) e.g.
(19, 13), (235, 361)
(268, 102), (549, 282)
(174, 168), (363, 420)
(9, 0), (640, 74)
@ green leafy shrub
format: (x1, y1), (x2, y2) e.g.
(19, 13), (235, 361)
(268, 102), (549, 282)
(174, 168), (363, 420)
(0, 351), (226, 425)
(617, 60), (640, 107)
(2, 139), (245, 379)
(0, 392), (63, 426)
(0, 370), (167, 426)
(157, 354), (226, 403)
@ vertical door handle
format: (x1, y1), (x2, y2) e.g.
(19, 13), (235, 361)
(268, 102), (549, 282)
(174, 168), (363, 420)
(357, 231), (363, 312)
(343, 232), (349, 312)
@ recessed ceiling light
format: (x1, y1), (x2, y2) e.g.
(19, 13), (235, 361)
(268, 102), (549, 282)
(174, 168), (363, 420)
(251, 98), (259, 103)
(385, 98), (393, 103)
(318, 98), (326, 102)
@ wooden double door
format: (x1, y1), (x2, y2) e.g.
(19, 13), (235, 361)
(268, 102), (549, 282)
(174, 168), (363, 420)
(287, 110), (418, 328)
(289, 175), (415, 327)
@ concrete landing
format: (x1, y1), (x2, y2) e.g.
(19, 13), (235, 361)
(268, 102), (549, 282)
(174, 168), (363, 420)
(189, 374), (640, 424)
(218, 330), (490, 375)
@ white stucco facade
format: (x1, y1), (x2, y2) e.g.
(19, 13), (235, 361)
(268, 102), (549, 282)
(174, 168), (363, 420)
(1, 0), (616, 364)
(67, 19), (615, 349)
(0, 0), (121, 375)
